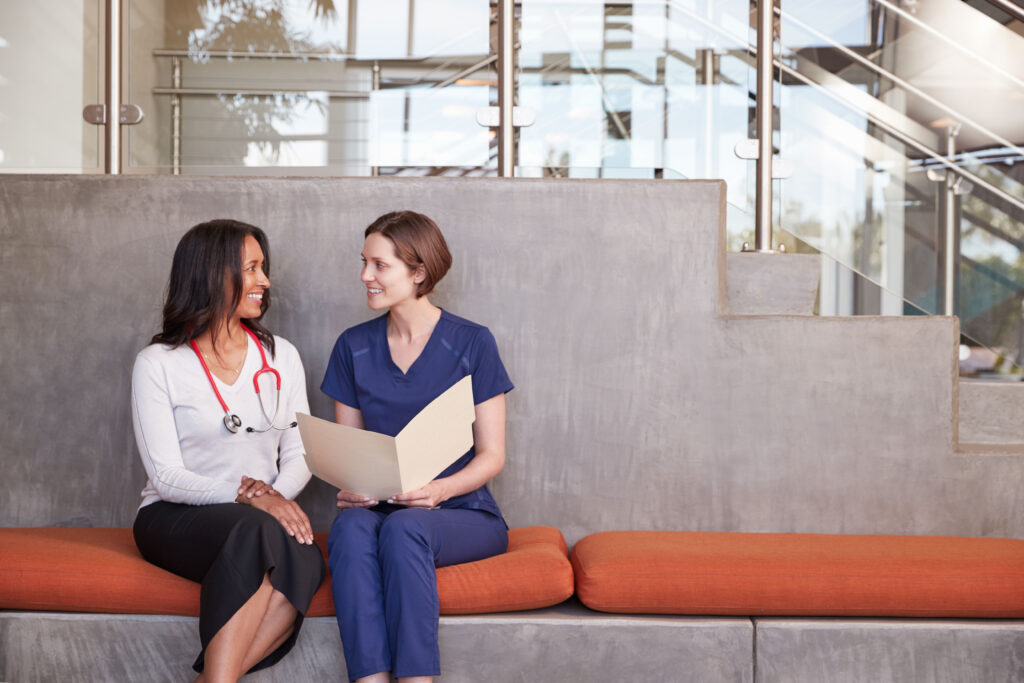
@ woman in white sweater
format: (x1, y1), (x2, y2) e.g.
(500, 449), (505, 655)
(131, 219), (324, 682)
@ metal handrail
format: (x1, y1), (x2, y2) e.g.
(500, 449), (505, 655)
(662, 0), (1023, 213)
(152, 48), (486, 64)
(981, 0), (1024, 26)
(868, 0), (1024, 93)
(433, 54), (497, 89)
(777, 57), (1024, 216)
(778, 7), (1024, 161)
(152, 87), (367, 98)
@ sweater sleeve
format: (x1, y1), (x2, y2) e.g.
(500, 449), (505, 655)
(131, 351), (240, 505)
(270, 340), (312, 500)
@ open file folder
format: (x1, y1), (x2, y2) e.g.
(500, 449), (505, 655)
(297, 375), (475, 500)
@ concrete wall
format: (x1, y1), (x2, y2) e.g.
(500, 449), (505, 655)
(2, 175), (1023, 541)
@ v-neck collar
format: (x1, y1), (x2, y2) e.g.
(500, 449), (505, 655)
(384, 310), (443, 380)
(208, 333), (253, 392)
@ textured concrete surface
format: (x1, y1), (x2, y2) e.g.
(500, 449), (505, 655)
(754, 618), (1024, 683)
(2, 176), (1023, 544)
(958, 380), (1024, 450)
(0, 607), (754, 682)
(725, 252), (820, 316)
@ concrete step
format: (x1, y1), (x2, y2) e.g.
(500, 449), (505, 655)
(958, 379), (1024, 453)
(724, 252), (820, 316)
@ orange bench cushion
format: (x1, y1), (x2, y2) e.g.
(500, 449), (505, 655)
(0, 525), (573, 616)
(571, 530), (1024, 618)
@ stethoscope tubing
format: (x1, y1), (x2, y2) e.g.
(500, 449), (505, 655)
(189, 325), (294, 434)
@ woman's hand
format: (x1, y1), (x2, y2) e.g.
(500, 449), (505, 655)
(242, 493), (314, 545)
(336, 490), (379, 509)
(388, 480), (449, 509)
(237, 475), (278, 500)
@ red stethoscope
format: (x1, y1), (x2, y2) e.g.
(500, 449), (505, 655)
(189, 325), (297, 434)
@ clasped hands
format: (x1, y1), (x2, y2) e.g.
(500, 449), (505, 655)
(336, 480), (447, 510)
(235, 475), (314, 545)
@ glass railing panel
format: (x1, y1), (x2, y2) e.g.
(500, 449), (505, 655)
(782, 226), (1022, 374)
(371, 86), (491, 169)
(778, 0), (1024, 220)
(775, 0), (1024, 330)
(123, 0), (491, 173)
(958, 173), (1024, 370)
(0, 0), (103, 172)
(775, 76), (930, 315)
(518, 0), (755, 240)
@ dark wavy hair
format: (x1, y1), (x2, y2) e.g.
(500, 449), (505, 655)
(151, 219), (275, 356)
(365, 210), (452, 298)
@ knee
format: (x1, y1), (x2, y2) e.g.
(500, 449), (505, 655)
(378, 509), (431, 560)
(327, 508), (381, 558)
(232, 506), (287, 543)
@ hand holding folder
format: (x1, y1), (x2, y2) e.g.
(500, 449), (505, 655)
(297, 376), (476, 500)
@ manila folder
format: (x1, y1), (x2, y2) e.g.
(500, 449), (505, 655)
(298, 375), (476, 500)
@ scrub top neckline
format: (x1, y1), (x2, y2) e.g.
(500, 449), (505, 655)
(385, 309), (444, 380)
(208, 332), (254, 392)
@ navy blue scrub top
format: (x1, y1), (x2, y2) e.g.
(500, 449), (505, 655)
(321, 310), (513, 518)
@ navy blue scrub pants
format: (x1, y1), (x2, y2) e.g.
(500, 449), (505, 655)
(327, 505), (508, 680)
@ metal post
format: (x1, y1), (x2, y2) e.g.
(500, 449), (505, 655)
(407, 0), (416, 58)
(171, 57), (182, 175)
(943, 125), (960, 316)
(496, 0), (515, 177)
(754, 0), (774, 251)
(371, 61), (380, 177)
(104, 0), (122, 174)
(701, 48), (715, 178)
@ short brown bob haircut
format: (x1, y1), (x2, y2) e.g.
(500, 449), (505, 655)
(365, 210), (452, 298)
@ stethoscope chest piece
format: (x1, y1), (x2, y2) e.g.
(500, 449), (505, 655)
(190, 325), (295, 435)
(223, 413), (242, 433)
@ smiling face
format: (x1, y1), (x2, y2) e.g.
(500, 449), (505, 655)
(234, 234), (270, 320)
(361, 232), (424, 310)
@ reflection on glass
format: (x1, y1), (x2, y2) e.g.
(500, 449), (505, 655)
(371, 88), (490, 167)
(776, 0), (1024, 351)
(125, 0), (491, 173)
(180, 0), (349, 53)
(518, 0), (752, 235)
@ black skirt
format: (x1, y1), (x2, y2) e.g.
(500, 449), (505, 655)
(133, 501), (325, 674)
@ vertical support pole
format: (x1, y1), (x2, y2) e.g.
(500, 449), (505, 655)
(407, 0), (415, 57)
(347, 0), (359, 56)
(105, 0), (122, 174)
(171, 57), (182, 175)
(754, 0), (774, 251)
(701, 48), (715, 178)
(943, 125), (960, 316)
(371, 61), (380, 177)
(497, 0), (515, 177)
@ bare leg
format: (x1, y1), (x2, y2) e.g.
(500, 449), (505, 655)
(356, 673), (390, 683)
(397, 677), (432, 683)
(237, 586), (299, 672)
(202, 573), (277, 683)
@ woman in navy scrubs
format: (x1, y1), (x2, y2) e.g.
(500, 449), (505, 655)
(322, 210), (512, 682)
